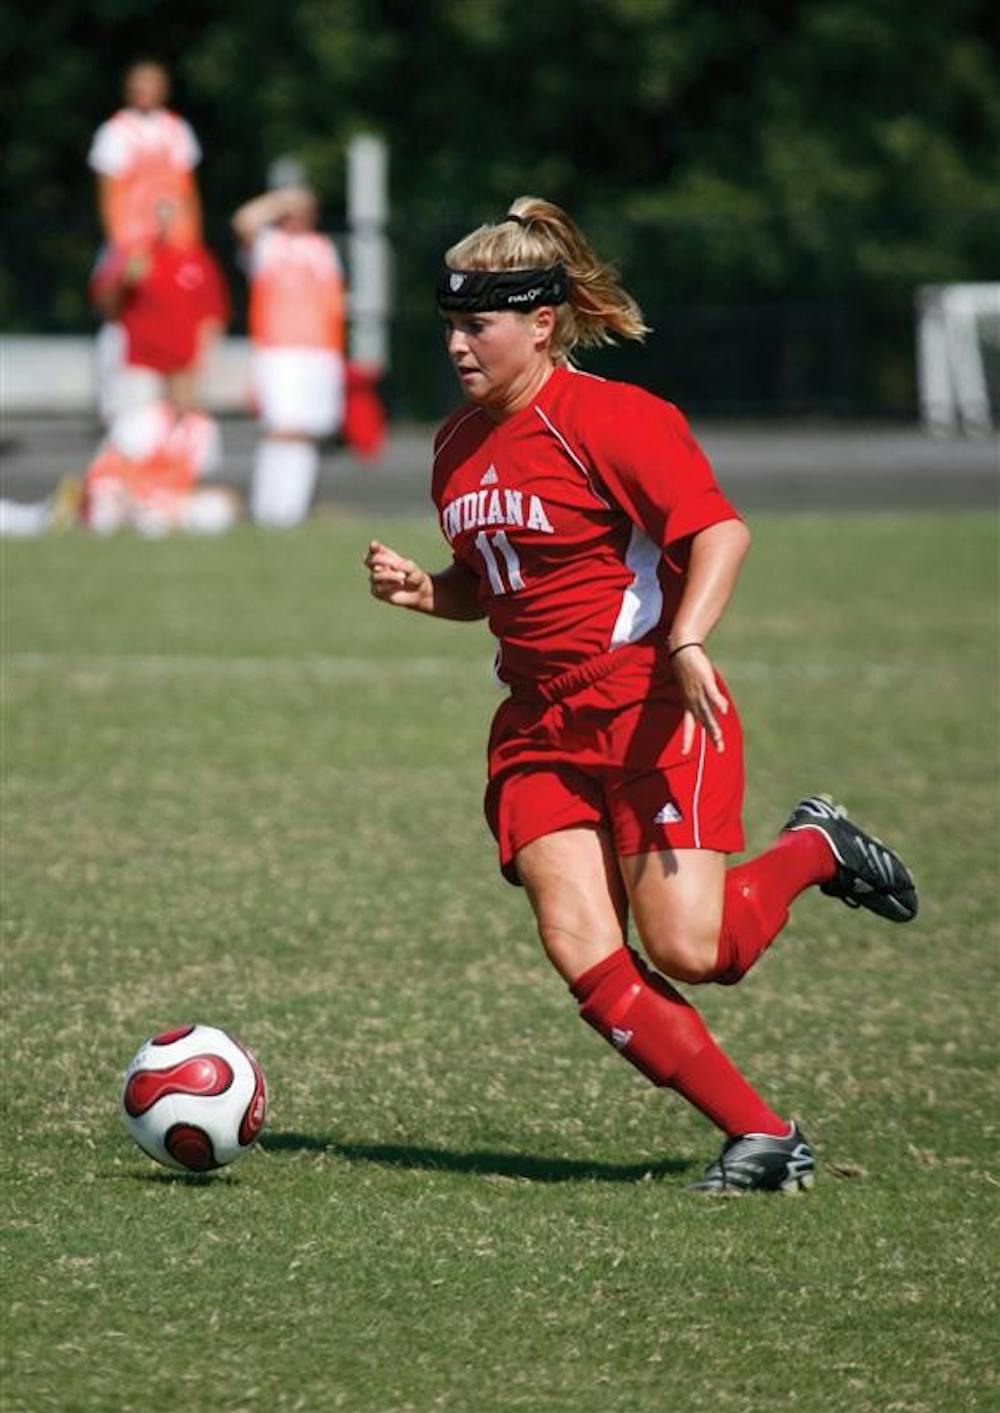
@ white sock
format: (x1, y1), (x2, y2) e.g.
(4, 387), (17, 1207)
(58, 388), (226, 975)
(251, 439), (319, 528)
(181, 488), (240, 535)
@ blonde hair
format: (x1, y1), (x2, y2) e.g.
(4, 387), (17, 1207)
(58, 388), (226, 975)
(444, 196), (648, 364)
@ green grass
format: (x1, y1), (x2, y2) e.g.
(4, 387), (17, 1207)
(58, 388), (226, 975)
(2, 511), (998, 1413)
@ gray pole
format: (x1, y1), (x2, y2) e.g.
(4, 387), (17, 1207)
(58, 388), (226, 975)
(346, 134), (390, 370)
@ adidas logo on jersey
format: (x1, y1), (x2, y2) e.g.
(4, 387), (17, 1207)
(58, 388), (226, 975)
(480, 464), (499, 485)
(610, 1026), (634, 1050)
(653, 802), (683, 824)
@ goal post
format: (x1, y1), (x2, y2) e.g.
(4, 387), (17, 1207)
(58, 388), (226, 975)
(916, 282), (1000, 436)
(346, 133), (390, 373)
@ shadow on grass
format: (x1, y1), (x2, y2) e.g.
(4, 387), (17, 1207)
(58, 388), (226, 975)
(261, 1131), (691, 1183)
(126, 1170), (242, 1187)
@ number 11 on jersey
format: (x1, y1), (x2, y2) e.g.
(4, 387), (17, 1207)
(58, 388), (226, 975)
(474, 530), (525, 594)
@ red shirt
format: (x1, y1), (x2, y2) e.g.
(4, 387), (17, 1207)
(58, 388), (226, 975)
(91, 241), (229, 372)
(432, 365), (741, 692)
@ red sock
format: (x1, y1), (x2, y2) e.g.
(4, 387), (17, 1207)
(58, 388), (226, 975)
(571, 947), (787, 1137)
(711, 829), (836, 985)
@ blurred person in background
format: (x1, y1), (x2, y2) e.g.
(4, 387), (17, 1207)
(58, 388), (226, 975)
(76, 195), (235, 535)
(88, 59), (204, 423)
(89, 196), (229, 415)
(232, 187), (346, 528)
(89, 59), (202, 254)
(2, 194), (234, 538)
(366, 197), (918, 1195)
(81, 399), (238, 537)
(0, 399), (237, 539)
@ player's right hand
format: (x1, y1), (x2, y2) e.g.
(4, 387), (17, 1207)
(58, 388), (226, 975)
(364, 540), (434, 612)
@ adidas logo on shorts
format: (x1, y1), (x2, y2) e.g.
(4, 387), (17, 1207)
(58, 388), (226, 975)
(653, 802), (683, 824)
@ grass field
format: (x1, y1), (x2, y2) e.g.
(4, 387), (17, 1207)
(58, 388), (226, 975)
(2, 509), (998, 1413)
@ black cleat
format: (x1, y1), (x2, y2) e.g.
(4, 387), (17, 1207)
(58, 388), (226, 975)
(782, 794), (918, 923)
(690, 1123), (815, 1195)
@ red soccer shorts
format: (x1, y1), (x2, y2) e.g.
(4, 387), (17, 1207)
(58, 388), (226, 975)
(485, 655), (745, 884)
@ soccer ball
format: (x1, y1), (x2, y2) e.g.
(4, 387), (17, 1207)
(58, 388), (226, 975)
(121, 1024), (268, 1172)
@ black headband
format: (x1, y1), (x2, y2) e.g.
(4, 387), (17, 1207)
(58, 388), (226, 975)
(436, 263), (569, 313)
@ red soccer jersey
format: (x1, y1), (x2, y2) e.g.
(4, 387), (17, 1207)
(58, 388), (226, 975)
(91, 241), (229, 373)
(431, 365), (741, 691)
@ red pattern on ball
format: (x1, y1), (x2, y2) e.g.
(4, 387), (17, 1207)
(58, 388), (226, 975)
(165, 1123), (217, 1171)
(151, 1025), (196, 1046)
(238, 1046), (268, 1146)
(123, 1054), (234, 1117)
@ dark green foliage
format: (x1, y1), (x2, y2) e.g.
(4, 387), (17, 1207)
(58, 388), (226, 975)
(3, 1), (998, 413)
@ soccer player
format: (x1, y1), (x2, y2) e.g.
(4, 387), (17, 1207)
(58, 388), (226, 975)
(90, 197), (229, 415)
(232, 187), (347, 528)
(365, 198), (918, 1194)
(89, 60), (202, 250)
(88, 60), (204, 422)
(0, 401), (236, 539)
(84, 399), (237, 537)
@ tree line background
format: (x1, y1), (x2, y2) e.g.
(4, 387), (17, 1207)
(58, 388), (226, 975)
(3, 0), (998, 419)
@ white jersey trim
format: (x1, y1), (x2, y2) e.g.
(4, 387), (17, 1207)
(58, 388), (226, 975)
(433, 406), (483, 465)
(692, 727), (707, 848)
(609, 524), (664, 648)
(88, 110), (200, 176)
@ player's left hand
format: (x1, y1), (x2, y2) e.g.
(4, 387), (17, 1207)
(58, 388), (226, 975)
(671, 645), (729, 754)
(364, 539), (433, 612)
(123, 251), (151, 283)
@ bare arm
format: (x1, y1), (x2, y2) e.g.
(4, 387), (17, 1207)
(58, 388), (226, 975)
(666, 518), (752, 754)
(96, 175), (115, 243)
(196, 317), (224, 364)
(90, 248), (150, 320)
(670, 518), (751, 649)
(92, 277), (125, 320)
(189, 184), (203, 238)
(365, 541), (486, 621)
(231, 189), (312, 244)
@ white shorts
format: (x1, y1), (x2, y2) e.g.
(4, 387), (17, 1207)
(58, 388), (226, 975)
(251, 347), (344, 438)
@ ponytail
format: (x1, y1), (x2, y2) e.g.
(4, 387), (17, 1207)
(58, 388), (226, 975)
(444, 196), (648, 364)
